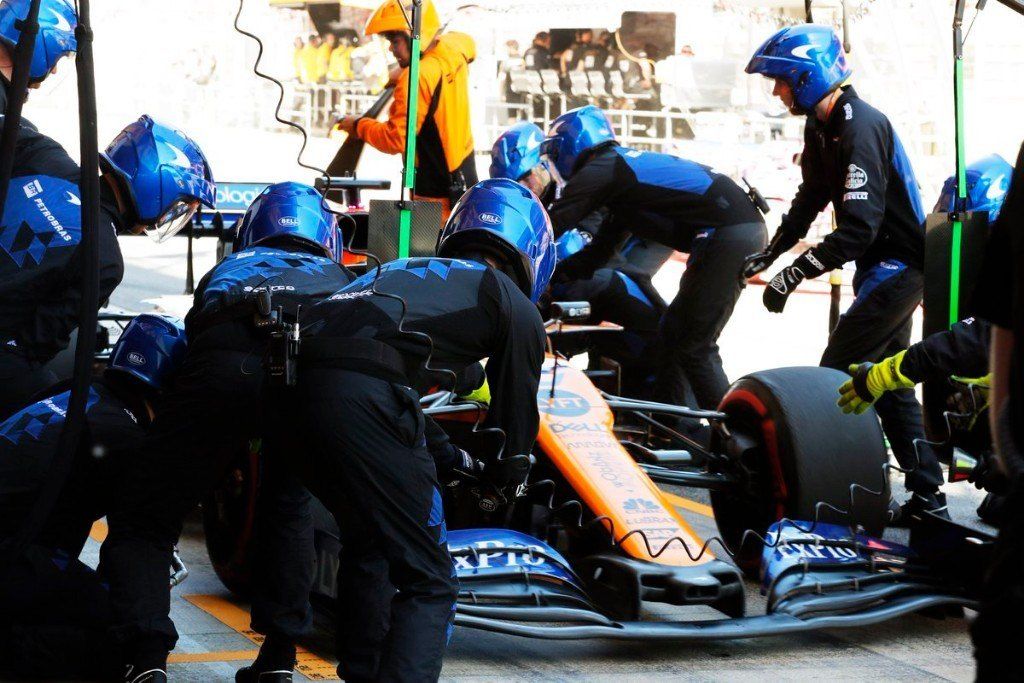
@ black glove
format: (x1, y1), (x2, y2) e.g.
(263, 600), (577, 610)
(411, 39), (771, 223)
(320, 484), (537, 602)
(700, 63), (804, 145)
(441, 445), (485, 486)
(740, 223), (800, 282)
(762, 250), (827, 314)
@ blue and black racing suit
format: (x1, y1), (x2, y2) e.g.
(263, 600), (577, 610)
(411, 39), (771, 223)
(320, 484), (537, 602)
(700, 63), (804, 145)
(0, 374), (149, 680)
(772, 85), (939, 495)
(292, 256), (546, 681)
(0, 131), (124, 417)
(100, 245), (353, 669)
(548, 144), (767, 411)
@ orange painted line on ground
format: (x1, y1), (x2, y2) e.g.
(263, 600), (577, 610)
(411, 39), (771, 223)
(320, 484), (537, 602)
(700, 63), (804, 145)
(168, 649), (258, 663)
(661, 491), (714, 518)
(89, 519), (108, 543)
(183, 594), (339, 680)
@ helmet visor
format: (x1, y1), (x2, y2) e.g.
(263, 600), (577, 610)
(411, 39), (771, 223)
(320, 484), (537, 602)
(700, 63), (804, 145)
(146, 199), (199, 243)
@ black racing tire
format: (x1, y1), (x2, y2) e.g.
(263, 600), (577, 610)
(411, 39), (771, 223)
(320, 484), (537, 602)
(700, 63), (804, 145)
(201, 447), (260, 598)
(710, 366), (890, 576)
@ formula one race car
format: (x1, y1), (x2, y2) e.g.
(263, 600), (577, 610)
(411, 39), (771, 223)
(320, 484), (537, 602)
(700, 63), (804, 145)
(202, 304), (992, 643)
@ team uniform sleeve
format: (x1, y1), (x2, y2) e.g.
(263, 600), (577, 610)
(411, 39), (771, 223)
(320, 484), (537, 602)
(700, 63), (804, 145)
(19, 217), (124, 361)
(900, 318), (991, 383)
(555, 222), (622, 281)
(356, 59), (440, 156)
(483, 277), (545, 460)
(547, 154), (621, 236)
(808, 119), (890, 270)
(776, 122), (831, 247)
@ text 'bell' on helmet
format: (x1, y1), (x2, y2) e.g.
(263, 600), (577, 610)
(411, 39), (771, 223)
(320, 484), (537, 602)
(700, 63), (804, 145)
(101, 115), (216, 242)
(540, 105), (616, 182)
(745, 24), (851, 114)
(364, 0), (440, 46)
(0, 0), (76, 84)
(437, 178), (556, 303)
(934, 153), (1014, 223)
(490, 121), (545, 181)
(236, 181), (340, 261)
(554, 228), (592, 263)
(109, 314), (187, 391)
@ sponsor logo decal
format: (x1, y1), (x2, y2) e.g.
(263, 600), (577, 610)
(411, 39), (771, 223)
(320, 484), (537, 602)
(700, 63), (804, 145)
(479, 212), (502, 225)
(278, 216), (300, 228)
(845, 164), (868, 189)
(790, 44), (815, 59)
(328, 289), (373, 301)
(539, 389), (590, 417)
(65, 191), (81, 206)
(165, 142), (193, 169)
(804, 251), (825, 271)
(127, 351), (147, 366)
(843, 191), (868, 202)
(22, 179), (43, 198)
(244, 284), (296, 293)
(844, 103), (853, 120)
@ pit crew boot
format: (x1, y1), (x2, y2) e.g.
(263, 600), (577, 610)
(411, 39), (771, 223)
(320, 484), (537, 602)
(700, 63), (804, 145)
(889, 491), (950, 527)
(123, 665), (167, 683)
(235, 666), (293, 682)
(236, 636), (295, 683)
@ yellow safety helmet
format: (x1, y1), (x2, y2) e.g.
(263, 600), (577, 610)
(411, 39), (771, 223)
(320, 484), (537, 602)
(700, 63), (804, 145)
(364, 0), (441, 46)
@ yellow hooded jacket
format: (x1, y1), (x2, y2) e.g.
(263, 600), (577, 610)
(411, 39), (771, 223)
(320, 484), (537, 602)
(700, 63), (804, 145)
(356, 32), (476, 199)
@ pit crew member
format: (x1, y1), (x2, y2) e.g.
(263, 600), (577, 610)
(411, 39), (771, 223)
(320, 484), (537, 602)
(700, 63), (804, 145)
(0, 314), (185, 681)
(99, 183), (354, 683)
(285, 178), (550, 681)
(490, 120), (672, 277)
(743, 24), (943, 513)
(0, 115), (214, 418)
(335, 0), (477, 223)
(540, 105), (767, 411)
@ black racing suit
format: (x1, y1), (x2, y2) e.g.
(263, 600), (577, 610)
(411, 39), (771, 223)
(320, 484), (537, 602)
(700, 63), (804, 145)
(970, 140), (1024, 680)
(293, 257), (545, 681)
(551, 267), (666, 398)
(99, 245), (354, 667)
(768, 86), (938, 496)
(0, 116), (124, 418)
(549, 144), (767, 410)
(0, 375), (147, 680)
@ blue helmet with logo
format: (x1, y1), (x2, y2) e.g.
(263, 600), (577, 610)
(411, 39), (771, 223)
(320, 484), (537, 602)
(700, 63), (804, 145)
(935, 154), (1013, 222)
(490, 121), (545, 181)
(745, 24), (851, 114)
(0, 0), (76, 84)
(236, 181), (340, 261)
(109, 314), (187, 390)
(541, 105), (616, 182)
(437, 178), (555, 302)
(100, 115), (215, 242)
(554, 228), (591, 262)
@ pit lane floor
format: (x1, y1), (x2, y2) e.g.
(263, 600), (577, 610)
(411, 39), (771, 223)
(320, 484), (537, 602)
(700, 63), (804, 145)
(89, 239), (984, 681)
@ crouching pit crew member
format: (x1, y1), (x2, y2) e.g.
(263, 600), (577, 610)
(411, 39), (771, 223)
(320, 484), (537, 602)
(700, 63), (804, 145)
(280, 178), (550, 682)
(540, 105), (767, 413)
(743, 24), (943, 515)
(100, 182), (355, 683)
(0, 114), (214, 418)
(0, 314), (185, 681)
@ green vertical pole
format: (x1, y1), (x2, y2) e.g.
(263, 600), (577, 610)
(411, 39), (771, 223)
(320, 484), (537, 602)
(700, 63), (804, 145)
(949, 1), (967, 328)
(398, 1), (422, 259)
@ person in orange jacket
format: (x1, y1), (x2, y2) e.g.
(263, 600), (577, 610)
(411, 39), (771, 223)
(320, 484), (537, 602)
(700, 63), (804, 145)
(335, 0), (477, 224)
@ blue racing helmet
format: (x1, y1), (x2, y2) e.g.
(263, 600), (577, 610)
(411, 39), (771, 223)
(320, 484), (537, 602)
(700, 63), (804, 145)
(100, 115), (216, 242)
(554, 228), (592, 262)
(236, 181), (340, 261)
(437, 178), (555, 302)
(490, 121), (545, 181)
(934, 154), (1013, 222)
(108, 314), (187, 391)
(745, 24), (851, 114)
(541, 105), (616, 182)
(0, 0), (76, 85)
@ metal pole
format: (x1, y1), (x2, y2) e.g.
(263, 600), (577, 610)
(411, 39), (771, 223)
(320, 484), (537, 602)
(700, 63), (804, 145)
(397, 0), (422, 258)
(0, 0), (42, 221)
(949, 0), (968, 328)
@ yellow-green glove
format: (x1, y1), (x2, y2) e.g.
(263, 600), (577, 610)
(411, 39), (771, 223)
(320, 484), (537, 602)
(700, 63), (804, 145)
(459, 376), (491, 405)
(837, 350), (915, 415)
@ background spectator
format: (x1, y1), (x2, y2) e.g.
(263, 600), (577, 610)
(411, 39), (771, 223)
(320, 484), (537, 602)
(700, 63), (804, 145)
(524, 31), (551, 71)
